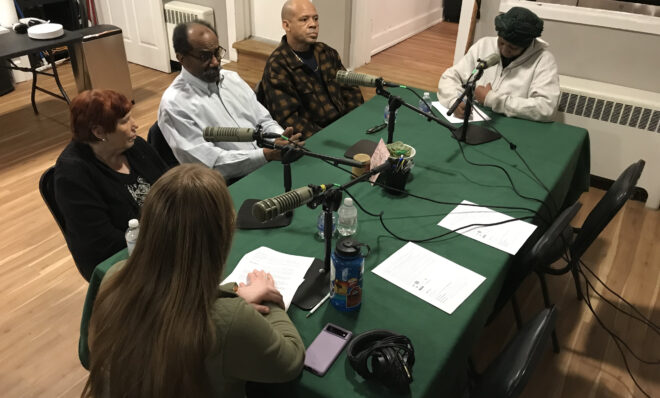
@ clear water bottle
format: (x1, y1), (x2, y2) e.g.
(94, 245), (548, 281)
(125, 218), (139, 255)
(337, 198), (358, 237)
(384, 105), (398, 124)
(419, 92), (432, 114)
(317, 211), (337, 240)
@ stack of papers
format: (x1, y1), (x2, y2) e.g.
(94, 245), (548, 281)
(373, 242), (486, 314)
(221, 247), (313, 311)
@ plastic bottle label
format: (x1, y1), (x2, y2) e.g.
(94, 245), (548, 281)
(330, 254), (364, 311)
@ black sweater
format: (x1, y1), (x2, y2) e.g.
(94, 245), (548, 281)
(54, 137), (168, 280)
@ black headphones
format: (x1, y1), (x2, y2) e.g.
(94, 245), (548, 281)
(347, 329), (415, 393)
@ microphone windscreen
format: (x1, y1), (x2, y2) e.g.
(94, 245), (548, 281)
(336, 70), (378, 88)
(203, 127), (255, 142)
(252, 186), (315, 222)
(481, 53), (501, 68)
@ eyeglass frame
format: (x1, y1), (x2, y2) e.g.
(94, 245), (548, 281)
(185, 46), (227, 63)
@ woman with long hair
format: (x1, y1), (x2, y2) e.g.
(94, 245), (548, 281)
(54, 89), (168, 280)
(82, 163), (304, 397)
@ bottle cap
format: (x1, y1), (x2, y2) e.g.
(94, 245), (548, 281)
(343, 198), (353, 206)
(335, 237), (361, 257)
(128, 219), (139, 228)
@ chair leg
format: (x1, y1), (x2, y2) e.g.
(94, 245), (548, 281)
(536, 272), (552, 308)
(550, 330), (560, 353)
(511, 294), (523, 330)
(571, 265), (583, 301)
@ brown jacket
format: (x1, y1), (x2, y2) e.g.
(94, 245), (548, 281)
(259, 37), (363, 137)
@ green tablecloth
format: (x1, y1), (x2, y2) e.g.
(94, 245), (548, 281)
(80, 91), (589, 397)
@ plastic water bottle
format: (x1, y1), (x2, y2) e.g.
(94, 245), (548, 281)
(384, 105), (398, 124)
(125, 218), (139, 255)
(317, 211), (337, 240)
(419, 92), (432, 114)
(337, 198), (358, 237)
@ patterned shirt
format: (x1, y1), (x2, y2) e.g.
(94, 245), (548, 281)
(259, 36), (364, 137)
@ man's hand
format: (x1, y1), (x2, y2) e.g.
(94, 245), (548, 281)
(264, 127), (305, 161)
(475, 83), (492, 104)
(236, 269), (285, 314)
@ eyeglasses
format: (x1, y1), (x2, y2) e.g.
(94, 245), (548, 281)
(186, 46), (226, 63)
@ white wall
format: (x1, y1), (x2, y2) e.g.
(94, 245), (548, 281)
(367, 0), (444, 55)
(250, 0), (285, 42)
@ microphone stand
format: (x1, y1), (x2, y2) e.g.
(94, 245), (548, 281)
(291, 162), (390, 310)
(446, 69), (501, 145)
(235, 136), (299, 229)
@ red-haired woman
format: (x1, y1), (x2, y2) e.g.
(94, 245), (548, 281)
(54, 89), (168, 280)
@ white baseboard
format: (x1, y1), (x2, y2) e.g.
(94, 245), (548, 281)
(371, 7), (444, 56)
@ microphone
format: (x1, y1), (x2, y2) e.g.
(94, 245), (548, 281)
(203, 126), (282, 142)
(473, 53), (500, 73)
(252, 185), (326, 222)
(336, 70), (400, 88)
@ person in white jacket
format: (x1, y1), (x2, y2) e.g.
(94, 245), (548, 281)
(437, 7), (559, 122)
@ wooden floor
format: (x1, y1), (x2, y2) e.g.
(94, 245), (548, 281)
(0, 22), (657, 397)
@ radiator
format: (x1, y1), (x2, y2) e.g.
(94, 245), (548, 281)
(554, 75), (660, 209)
(164, 1), (215, 62)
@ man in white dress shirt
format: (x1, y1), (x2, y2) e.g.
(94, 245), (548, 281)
(158, 21), (303, 181)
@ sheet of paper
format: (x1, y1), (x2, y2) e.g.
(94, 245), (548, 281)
(372, 242), (485, 314)
(221, 247), (313, 311)
(432, 101), (491, 124)
(369, 138), (390, 184)
(438, 200), (537, 255)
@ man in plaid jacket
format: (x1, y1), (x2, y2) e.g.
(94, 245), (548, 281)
(259, 0), (363, 138)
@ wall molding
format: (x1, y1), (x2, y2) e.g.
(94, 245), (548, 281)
(370, 7), (444, 55)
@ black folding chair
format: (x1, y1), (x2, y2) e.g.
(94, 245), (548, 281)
(147, 121), (179, 168)
(470, 306), (557, 398)
(39, 166), (67, 235)
(538, 160), (645, 301)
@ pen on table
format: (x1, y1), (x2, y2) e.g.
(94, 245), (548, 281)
(306, 293), (330, 318)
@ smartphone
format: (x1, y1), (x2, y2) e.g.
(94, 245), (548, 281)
(304, 323), (353, 376)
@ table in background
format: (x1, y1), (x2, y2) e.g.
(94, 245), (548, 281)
(81, 90), (589, 397)
(0, 29), (82, 113)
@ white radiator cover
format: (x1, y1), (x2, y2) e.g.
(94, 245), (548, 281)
(164, 1), (215, 62)
(554, 75), (660, 209)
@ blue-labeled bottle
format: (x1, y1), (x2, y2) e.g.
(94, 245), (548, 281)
(330, 237), (367, 312)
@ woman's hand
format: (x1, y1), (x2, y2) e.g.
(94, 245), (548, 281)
(236, 269), (285, 314)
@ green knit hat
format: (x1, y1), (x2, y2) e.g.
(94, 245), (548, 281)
(495, 7), (543, 48)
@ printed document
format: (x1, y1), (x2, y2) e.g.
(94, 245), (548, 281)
(438, 200), (537, 255)
(222, 247), (312, 310)
(372, 242), (486, 314)
(432, 101), (491, 124)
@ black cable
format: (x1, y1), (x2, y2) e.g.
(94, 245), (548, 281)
(467, 99), (560, 214)
(580, 260), (660, 333)
(340, 187), (536, 243)
(311, 151), (549, 225)
(579, 268), (660, 365)
(455, 138), (555, 223)
(581, 272), (653, 397)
